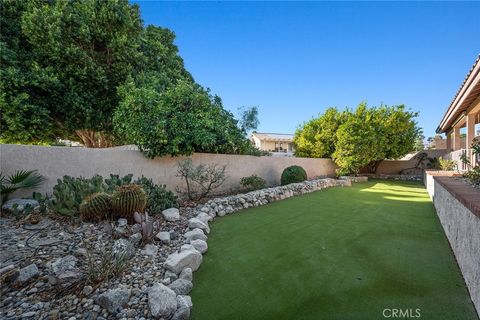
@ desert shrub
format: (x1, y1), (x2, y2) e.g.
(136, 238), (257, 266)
(240, 175), (267, 191)
(111, 184), (147, 220)
(464, 167), (480, 186)
(85, 248), (130, 286)
(281, 166), (307, 185)
(134, 177), (178, 213)
(438, 157), (456, 171)
(104, 174), (134, 193)
(176, 159), (227, 201)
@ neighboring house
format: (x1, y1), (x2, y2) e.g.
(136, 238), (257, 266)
(251, 132), (295, 156)
(436, 55), (480, 169)
(428, 135), (466, 150)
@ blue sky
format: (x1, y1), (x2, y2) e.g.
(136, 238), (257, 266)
(134, 1), (480, 138)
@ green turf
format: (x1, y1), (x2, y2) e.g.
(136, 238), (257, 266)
(190, 180), (478, 320)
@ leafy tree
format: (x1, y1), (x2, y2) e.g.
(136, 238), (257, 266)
(238, 106), (259, 133)
(414, 134), (425, 152)
(295, 103), (420, 175)
(293, 107), (345, 158)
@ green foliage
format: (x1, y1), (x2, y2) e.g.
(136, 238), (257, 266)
(240, 175), (267, 191)
(0, 170), (46, 204)
(134, 176), (178, 213)
(438, 157), (456, 171)
(281, 166), (307, 185)
(111, 184), (147, 219)
(463, 166), (480, 186)
(176, 159), (227, 201)
(104, 174), (134, 193)
(295, 103), (420, 175)
(50, 175), (105, 216)
(80, 192), (112, 222)
(294, 108), (345, 158)
(414, 134), (425, 152)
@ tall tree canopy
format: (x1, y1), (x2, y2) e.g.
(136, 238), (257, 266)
(1, 0), (259, 156)
(294, 103), (420, 175)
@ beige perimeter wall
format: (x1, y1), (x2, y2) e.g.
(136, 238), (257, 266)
(0, 144), (337, 197)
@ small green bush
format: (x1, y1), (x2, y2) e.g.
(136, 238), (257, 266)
(134, 177), (178, 213)
(281, 166), (307, 185)
(438, 157), (456, 171)
(464, 166), (480, 186)
(240, 175), (267, 191)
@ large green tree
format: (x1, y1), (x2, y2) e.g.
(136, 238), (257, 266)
(294, 103), (420, 175)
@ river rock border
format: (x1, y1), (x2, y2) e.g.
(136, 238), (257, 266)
(159, 178), (351, 318)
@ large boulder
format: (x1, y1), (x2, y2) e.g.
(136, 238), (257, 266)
(164, 250), (202, 274)
(195, 212), (212, 225)
(190, 239), (208, 254)
(96, 288), (131, 314)
(2, 199), (39, 213)
(168, 279), (193, 295)
(162, 208), (180, 222)
(148, 283), (177, 318)
(187, 218), (210, 234)
(184, 228), (207, 242)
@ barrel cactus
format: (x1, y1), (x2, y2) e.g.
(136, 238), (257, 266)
(111, 184), (147, 219)
(79, 192), (111, 222)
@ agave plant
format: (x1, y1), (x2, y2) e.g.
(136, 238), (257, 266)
(0, 170), (46, 205)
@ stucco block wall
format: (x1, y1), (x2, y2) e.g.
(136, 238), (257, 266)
(373, 150), (447, 174)
(432, 180), (480, 314)
(0, 144), (337, 197)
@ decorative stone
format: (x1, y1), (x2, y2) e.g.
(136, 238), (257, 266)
(195, 212), (212, 225)
(188, 218), (210, 234)
(164, 270), (178, 281)
(180, 244), (195, 252)
(184, 229), (207, 242)
(168, 279), (193, 295)
(50, 255), (77, 275)
(176, 295), (193, 309)
(2, 199), (39, 213)
(156, 231), (171, 243)
(82, 285), (93, 296)
(96, 288), (131, 314)
(148, 283), (177, 318)
(129, 232), (142, 246)
(164, 250), (203, 274)
(179, 268), (192, 282)
(14, 264), (39, 284)
(190, 239), (208, 254)
(162, 208), (180, 222)
(117, 218), (128, 226)
(112, 239), (134, 258)
(171, 307), (190, 320)
(141, 244), (158, 256)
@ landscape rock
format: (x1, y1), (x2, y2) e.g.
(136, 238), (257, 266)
(141, 244), (158, 256)
(176, 295), (193, 309)
(2, 199), (39, 213)
(162, 208), (180, 222)
(96, 288), (131, 314)
(168, 279), (193, 295)
(148, 283), (177, 318)
(184, 228), (207, 242)
(171, 307), (190, 320)
(156, 231), (171, 243)
(112, 238), (134, 258)
(179, 268), (193, 282)
(14, 264), (39, 284)
(129, 232), (142, 246)
(117, 218), (128, 227)
(164, 250), (203, 274)
(195, 212), (212, 225)
(188, 218), (210, 234)
(180, 244), (195, 252)
(190, 239), (208, 254)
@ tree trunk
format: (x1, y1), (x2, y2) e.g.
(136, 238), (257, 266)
(368, 160), (383, 173)
(75, 129), (113, 148)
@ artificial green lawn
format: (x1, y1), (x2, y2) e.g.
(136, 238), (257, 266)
(190, 181), (478, 320)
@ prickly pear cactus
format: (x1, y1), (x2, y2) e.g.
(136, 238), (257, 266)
(79, 192), (112, 222)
